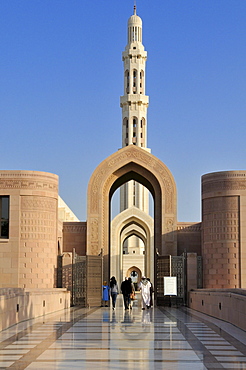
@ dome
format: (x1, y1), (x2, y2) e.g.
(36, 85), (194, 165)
(128, 6), (142, 27)
(128, 14), (142, 27)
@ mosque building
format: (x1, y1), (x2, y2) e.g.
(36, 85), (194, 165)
(0, 6), (246, 327)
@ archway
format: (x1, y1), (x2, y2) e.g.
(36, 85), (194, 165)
(87, 145), (177, 306)
(111, 206), (154, 285)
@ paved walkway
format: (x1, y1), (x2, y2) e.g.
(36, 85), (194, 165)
(0, 295), (246, 369)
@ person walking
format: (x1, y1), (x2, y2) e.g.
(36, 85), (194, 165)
(139, 276), (151, 310)
(121, 278), (132, 310)
(109, 276), (119, 310)
(128, 277), (135, 309)
(147, 277), (154, 307)
(102, 281), (110, 307)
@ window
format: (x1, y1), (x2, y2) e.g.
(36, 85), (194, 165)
(0, 196), (9, 238)
(125, 70), (129, 94)
(133, 70), (137, 91)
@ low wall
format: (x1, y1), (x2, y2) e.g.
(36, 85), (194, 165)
(0, 288), (70, 331)
(189, 289), (246, 331)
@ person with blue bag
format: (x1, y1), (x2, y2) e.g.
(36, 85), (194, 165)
(102, 281), (110, 307)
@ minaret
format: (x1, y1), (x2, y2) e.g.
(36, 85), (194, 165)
(120, 6), (150, 214)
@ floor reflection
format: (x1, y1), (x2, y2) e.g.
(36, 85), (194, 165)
(0, 295), (245, 369)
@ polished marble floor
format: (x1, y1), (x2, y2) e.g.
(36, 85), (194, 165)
(0, 295), (246, 369)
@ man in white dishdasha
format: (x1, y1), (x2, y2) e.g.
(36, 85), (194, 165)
(139, 276), (151, 310)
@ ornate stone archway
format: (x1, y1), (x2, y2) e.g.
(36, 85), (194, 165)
(86, 145), (177, 305)
(111, 206), (154, 285)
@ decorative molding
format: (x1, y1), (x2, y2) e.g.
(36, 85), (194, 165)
(90, 169), (106, 212)
(165, 218), (174, 241)
(91, 219), (98, 241)
(203, 196), (239, 243)
(63, 225), (86, 233)
(177, 223), (201, 232)
(20, 196), (57, 241)
(203, 196), (239, 212)
(203, 180), (246, 193)
(21, 196), (57, 211)
(0, 179), (58, 192)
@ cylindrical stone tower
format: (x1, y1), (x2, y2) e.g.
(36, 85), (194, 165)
(202, 171), (246, 289)
(0, 170), (59, 289)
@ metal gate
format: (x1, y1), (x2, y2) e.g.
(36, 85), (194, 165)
(156, 255), (185, 306)
(57, 250), (87, 306)
(72, 252), (87, 306)
(156, 254), (203, 306)
(57, 250), (103, 307)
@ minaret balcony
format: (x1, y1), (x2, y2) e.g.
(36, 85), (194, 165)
(120, 94), (149, 107)
(122, 49), (147, 60)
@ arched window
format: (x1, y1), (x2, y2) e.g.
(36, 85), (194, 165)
(133, 70), (136, 87)
(132, 117), (137, 145)
(123, 117), (128, 127)
(123, 118), (128, 144)
(132, 26), (138, 42)
(140, 70), (144, 94)
(125, 70), (129, 94)
(133, 70), (137, 93)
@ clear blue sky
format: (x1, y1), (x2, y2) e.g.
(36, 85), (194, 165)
(1, 1), (246, 222)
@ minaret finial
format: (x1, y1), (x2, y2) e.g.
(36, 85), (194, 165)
(133, 3), (136, 15)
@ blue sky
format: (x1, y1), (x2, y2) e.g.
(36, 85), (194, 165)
(1, 0), (246, 222)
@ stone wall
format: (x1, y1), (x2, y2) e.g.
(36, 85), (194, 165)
(189, 289), (246, 331)
(177, 222), (201, 255)
(63, 222), (87, 256)
(0, 288), (70, 331)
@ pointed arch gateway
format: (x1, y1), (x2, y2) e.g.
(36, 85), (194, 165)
(86, 145), (177, 306)
(111, 206), (154, 286)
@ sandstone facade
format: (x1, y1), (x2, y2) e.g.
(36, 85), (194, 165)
(202, 171), (246, 288)
(0, 170), (58, 289)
